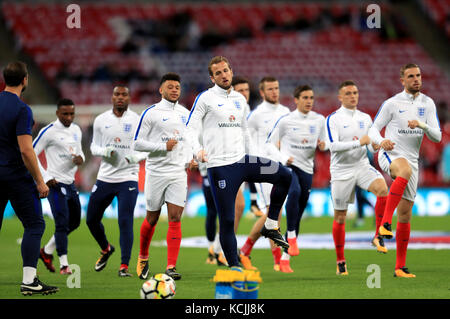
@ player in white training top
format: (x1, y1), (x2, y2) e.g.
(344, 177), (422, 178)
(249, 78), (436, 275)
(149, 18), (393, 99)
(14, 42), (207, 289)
(368, 64), (442, 278)
(326, 80), (389, 276)
(185, 56), (292, 269)
(86, 85), (147, 277)
(134, 73), (194, 281)
(266, 85), (328, 273)
(34, 98), (84, 275)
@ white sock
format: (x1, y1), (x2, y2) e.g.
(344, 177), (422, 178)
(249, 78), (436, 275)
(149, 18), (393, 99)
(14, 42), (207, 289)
(213, 234), (222, 254)
(250, 193), (257, 201)
(281, 251), (290, 261)
(287, 231), (296, 239)
(44, 235), (56, 255)
(23, 267), (36, 284)
(59, 254), (69, 267)
(264, 218), (278, 230)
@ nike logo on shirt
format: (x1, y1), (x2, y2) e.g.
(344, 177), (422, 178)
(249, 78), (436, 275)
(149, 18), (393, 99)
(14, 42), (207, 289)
(129, 187), (136, 191)
(218, 104), (224, 107)
(399, 110), (406, 113)
(162, 118), (169, 121)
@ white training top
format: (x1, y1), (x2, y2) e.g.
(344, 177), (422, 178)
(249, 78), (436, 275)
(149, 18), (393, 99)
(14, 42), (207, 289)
(90, 109), (147, 183)
(247, 100), (290, 159)
(368, 90), (442, 164)
(33, 118), (84, 184)
(133, 98), (191, 177)
(266, 109), (328, 174)
(326, 106), (376, 180)
(185, 84), (252, 169)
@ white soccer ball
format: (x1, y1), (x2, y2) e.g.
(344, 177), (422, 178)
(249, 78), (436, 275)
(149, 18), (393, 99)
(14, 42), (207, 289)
(140, 273), (176, 299)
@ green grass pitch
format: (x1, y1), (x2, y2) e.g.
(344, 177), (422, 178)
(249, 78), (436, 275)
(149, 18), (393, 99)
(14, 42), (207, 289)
(1, 215), (449, 299)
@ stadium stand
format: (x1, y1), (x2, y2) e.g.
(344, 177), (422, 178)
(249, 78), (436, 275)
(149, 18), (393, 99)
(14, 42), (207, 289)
(1, 1), (449, 189)
(420, 0), (450, 38)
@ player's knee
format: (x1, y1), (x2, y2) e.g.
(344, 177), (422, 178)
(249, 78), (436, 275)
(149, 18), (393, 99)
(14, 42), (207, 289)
(393, 160), (412, 180)
(375, 183), (388, 197)
(399, 166), (412, 180)
(289, 185), (301, 200)
(278, 166), (292, 185)
(334, 210), (346, 224)
(26, 218), (45, 236)
(235, 202), (245, 214)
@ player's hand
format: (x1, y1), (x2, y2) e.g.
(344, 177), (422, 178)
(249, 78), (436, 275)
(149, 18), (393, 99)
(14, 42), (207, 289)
(380, 139), (395, 151)
(125, 154), (142, 164)
(46, 178), (58, 189)
(286, 157), (294, 166)
(37, 182), (50, 198)
(166, 139), (178, 151)
(359, 135), (371, 146)
(371, 142), (381, 151)
(188, 159), (199, 171)
(317, 139), (326, 151)
(72, 154), (84, 165)
(196, 150), (208, 163)
(104, 146), (115, 158)
(408, 120), (426, 130)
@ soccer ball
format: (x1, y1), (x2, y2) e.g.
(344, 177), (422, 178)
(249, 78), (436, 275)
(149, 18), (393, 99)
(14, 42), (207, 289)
(140, 273), (176, 299)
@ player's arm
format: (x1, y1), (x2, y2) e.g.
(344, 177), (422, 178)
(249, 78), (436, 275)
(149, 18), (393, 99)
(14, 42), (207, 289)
(368, 101), (395, 150)
(318, 116), (329, 151)
(18, 134), (49, 198)
(185, 93), (207, 162)
(72, 126), (84, 166)
(16, 106), (49, 198)
(246, 110), (259, 150)
(133, 109), (169, 154)
(266, 115), (291, 165)
(365, 117), (379, 153)
(241, 102), (256, 156)
(407, 100), (442, 143)
(90, 116), (114, 158)
(32, 126), (54, 185)
(326, 114), (362, 152)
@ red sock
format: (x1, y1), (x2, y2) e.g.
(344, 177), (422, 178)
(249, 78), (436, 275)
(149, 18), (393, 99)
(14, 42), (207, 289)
(139, 219), (156, 259)
(332, 220), (345, 262)
(167, 221), (182, 269)
(271, 246), (281, 264)
(374, 196), (387, 237)
(395, 222), (410, 270)
(120, 264), (128, 270)
(382, 177), (408, 225)
(241, 238), (255, 256)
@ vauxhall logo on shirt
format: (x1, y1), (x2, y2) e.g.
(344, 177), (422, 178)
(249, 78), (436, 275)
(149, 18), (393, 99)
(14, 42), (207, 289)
(217, 114), (241, 128)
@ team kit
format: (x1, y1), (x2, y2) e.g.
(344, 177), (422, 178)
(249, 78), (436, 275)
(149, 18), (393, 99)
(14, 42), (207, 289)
(0, 57), (441, 296)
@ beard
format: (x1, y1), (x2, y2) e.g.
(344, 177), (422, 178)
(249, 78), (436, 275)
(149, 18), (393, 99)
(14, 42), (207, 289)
(21, 85), (27, 93)
(216, 82), (231, 91)
(407, 84), (421, 95)
(264, 96), (278, 105)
